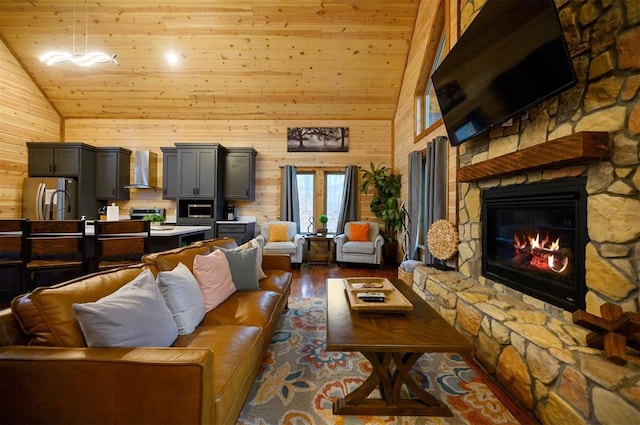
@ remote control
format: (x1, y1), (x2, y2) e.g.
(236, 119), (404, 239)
(357, 292), (386, 302)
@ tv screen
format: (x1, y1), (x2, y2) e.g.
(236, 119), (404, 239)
(431, 0), (576, 147)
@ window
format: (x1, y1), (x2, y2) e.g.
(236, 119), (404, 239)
(297, 173), (315, 233)
(325, 173), (345, 233)
(415, 0), (448, 141)
(296, 168), (345, 234)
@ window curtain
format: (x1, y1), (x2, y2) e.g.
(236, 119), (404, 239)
(336, 165), (359, 234)
(423, 136), (448, 264)
(280, 165), (300, 231)
(407, 151), (424, 260)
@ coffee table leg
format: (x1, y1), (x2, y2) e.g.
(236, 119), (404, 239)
(333, 351), (453, 417)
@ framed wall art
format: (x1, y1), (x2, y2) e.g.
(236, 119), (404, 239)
(287, 127), (349, 152)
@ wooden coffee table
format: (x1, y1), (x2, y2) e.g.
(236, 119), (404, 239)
(325, 278), (474, 417)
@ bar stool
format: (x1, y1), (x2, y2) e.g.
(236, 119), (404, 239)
(25, 220), (86, 290)
(0, 219), (28, 296)
(94, 220), (150, 271)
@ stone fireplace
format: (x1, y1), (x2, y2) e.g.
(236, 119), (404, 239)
(482, 177), (588, 312)
(412, 0), (640, 422)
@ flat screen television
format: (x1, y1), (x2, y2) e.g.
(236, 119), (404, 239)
(431, 0), (577, 147)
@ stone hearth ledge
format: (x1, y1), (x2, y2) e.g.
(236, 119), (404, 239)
(412, 265), (640, 425)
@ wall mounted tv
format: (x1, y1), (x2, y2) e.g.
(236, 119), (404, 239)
(431, 0), (577, 147)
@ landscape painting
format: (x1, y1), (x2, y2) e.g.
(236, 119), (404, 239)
(287, 127), (349, 152)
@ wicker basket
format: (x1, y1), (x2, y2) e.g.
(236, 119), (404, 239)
(397, 267), (413, 286)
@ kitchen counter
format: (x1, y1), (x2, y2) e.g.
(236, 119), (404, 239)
(85, 224), (214, 254)
(84, 224), (212, 237)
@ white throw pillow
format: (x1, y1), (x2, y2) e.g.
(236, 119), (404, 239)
(72, 269), (178, 348)
(156, 262), (206, 335)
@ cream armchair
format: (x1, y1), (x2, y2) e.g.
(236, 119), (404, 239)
(334, 221), (384, 266)
(255, 221), (304, 264)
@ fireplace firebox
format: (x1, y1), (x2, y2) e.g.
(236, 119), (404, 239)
(482, 178), (588, 311)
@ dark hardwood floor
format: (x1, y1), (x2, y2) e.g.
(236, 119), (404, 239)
(290, 263), (398, 299)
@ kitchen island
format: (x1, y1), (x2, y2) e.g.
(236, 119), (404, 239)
(85, 224), (213, 253)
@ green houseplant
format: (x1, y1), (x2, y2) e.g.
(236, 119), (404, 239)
(318, 214), (328, 235)
(142, 213), (165, 229)
(360, 162), (404, 263)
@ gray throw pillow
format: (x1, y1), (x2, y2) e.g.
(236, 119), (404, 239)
(216, 246), (260, 291)
(72, 269), (179, 348)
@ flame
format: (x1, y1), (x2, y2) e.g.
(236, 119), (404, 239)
(513, 232), (569, 274)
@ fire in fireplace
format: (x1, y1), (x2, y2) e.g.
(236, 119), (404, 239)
(482, 177), (588, 311)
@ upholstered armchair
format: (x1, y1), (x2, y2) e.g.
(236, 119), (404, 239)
(255, 221), (304, 264)
(334, 221), (384, 266)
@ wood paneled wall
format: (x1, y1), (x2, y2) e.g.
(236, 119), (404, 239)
(64, 119), (392, 225)
(0, 37), (60, 219)
(393, 0), (459, 229)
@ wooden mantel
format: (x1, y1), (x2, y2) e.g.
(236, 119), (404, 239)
(457, 131), (610, 182)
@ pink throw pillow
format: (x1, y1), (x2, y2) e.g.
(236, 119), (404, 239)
(192, 250), (236, 312)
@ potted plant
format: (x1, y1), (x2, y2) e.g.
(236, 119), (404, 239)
(360, 162), (404, 264)
(318, 214), (328, 236)
(142, 213), (165, 230)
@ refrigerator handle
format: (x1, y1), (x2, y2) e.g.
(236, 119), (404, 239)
(36, 182), (45, 221)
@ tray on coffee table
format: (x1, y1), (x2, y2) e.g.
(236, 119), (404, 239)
(343, 277), (413, 312)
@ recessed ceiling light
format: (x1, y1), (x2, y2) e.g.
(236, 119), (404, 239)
(165, 51), (180, 65)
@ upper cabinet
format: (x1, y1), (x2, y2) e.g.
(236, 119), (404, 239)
(26, 142), (98, 219)
(95, 147), (131, 200)
(224, 147), (257, 201)
(160, 147), (178, 200)
(175, 143), (227, 198)
(27, 142), (94, 177)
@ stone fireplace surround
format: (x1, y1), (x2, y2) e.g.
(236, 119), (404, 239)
(410, 135), (639, 423)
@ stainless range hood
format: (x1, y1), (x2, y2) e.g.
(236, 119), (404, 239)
(125, 151), (158, 189)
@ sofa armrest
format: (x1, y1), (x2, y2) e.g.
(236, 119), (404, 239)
(262, 253), (291, 271)
(0, 346), (214, 424)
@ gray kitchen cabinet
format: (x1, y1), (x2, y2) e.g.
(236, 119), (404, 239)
(26, 142), (99, 219)
(27, 142), (93, 177)
(216, 222), (256, 244)
(161, 147), (177, 199)
(95, 147), (131, 200)
(175, 143), (227, 226)
(176, 143), (226, 198)
(224, 147), (257, 201)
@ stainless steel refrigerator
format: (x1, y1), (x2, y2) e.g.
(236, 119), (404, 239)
(22, 177), (79, 220)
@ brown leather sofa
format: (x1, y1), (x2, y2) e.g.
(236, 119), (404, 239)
(0, 237), (292, 425)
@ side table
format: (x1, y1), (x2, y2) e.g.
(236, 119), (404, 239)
(304, 234), (333, 265)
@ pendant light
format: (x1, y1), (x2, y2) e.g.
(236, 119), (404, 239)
(40, 0), (117, 67)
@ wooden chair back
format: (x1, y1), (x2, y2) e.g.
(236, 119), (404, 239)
(0, 219), (28, 296)
(0, 219), (27, 266)
(94, 220), (150, 271)
(25, 220), (86, 289)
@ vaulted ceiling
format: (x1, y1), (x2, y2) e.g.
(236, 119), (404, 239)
(0, 1), (419, 120)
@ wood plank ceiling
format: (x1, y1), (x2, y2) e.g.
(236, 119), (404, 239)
(0, 1), (419, 120)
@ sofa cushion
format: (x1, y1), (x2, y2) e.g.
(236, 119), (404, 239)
(268, 223), (289, 242)
(11, 264), (148, 347)
(262, 241), (297, 255)
(172, 324), (263, 425)
(142, 243), (211, 272)
(349, 222), (370, 241)
(342, 241), (376, 255)
(259, 270), (292, 294)
(216, 246), (260, 291)
(201, 290), (282, 330)
(192, 250), (236, 312)
(156, 262), (206, 335)
(72, 269), (178, 348)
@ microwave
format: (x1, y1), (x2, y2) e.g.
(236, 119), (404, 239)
(187, 204), (213, 218)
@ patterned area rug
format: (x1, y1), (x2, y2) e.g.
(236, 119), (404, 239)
(237, 297), (524, 425)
